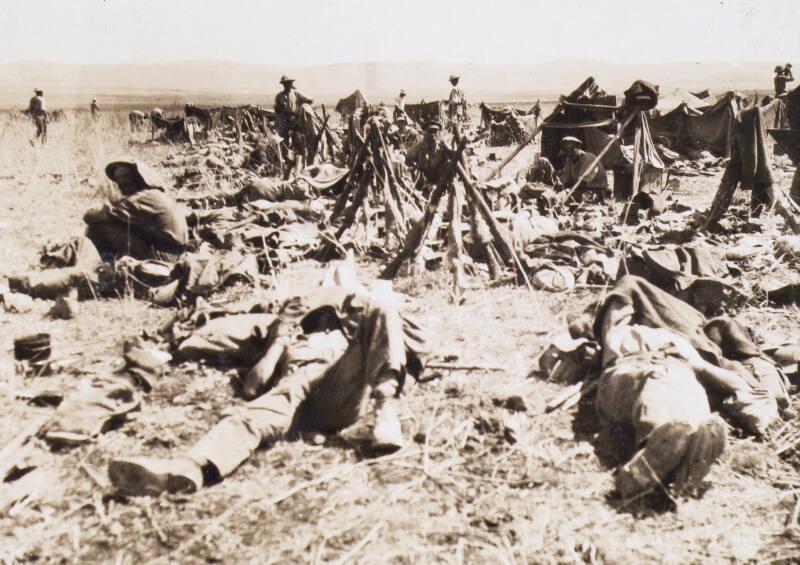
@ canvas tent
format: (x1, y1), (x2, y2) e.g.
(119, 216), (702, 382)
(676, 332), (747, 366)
(690, 89), (715, 102)
(783, 84), (800, 130)
(651, 91), (741, 156)
(654, 89), (707, 115)
(540, 77), (651, 172)
(335, 90), (369, 116)
(404, 101), (447, 126)
(479, 103), (533, 146)
(540, 77), (664, 197)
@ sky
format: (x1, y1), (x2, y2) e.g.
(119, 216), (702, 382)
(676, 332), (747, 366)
(1, 0), (798, 66)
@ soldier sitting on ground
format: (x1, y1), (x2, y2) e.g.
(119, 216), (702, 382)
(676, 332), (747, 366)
(405, 120), (449, 193)
(387, 114), (420, 154)
(555, 136), (609, 203)
(9, 160), (188, 299)
(84, 160), (188, 261)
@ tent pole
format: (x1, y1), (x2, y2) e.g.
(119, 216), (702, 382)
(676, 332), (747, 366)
(631, 113), (643, 195)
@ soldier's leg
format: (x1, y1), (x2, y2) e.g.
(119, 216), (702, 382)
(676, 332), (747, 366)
(185, 363), (326, 477)
(302, 295), (409, 448)
(612, 357), (724, 498)
(108, 350), (339, 496)
(86, 220), (154, 259)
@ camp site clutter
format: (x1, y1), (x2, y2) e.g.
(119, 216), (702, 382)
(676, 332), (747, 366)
(5, 71), (800, 530)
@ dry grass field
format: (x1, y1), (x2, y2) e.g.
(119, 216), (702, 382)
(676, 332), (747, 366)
(1, 108), (799, 565)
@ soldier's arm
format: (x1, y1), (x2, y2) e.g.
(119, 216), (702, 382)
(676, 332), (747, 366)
(576, 153), (599, 185)
(405, 141), (423, 168)
(105, 193), (159, 228)
(557, 163), (571, 188)
(298, 92), (314, 105)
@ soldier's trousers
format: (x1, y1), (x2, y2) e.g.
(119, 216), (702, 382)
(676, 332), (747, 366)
(32, 115), (47, 144)
(185, 296), (407, 477)
(86, 221), (182, 261)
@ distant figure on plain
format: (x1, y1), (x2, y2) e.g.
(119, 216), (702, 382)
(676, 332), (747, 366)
(394, 89), (407, 122)
(28, 88), (47, 145)
(774, 64), (794, 97)
(447, 75), (468, 124)
(90, 98), (100, 119)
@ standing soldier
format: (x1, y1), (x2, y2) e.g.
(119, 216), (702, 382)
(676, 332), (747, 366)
(274, 75), (313, 143)
(90, 98), (100, 119)
(28, 88), (48, 145)
(394, 89), (407, 122)
(448, 75), (467, 124)
(774, 64), (794, 97)
(274, 75), (313, 173)
(532, 99), (542, 129)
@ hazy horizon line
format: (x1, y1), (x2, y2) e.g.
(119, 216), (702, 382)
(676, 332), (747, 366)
(0, 57), (782, 68)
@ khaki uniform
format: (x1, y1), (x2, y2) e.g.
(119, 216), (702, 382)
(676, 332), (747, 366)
(184, 288), (429, 477)
(29, 95), (47, 143)
(559, 149), (608, 198)
(274, 89), (313, 139)
(448, 87), (467, 121)
(394, 95), (407, 122)
(775, 70), (793, 97)
(406, 137), (448, 185)
(85, 188), (188, 259)
(597, 322), (727, 497)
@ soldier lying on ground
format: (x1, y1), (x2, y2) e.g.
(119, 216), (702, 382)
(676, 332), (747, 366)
(568, 275), (786, 499)
(595, 299), (730, 498)
(107, 267), (430, 496)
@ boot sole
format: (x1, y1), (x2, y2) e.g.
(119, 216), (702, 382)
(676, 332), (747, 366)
(108, 460), (198, 496)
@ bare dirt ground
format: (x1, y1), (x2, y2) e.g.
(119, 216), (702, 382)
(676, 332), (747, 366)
(1, 110), (799, 564)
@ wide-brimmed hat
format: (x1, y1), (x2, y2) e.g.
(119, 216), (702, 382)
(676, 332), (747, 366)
(34, 88), (43, 94)
(449, 75), (460, 82)
(775, 65), (784, 73)
(399, 89), (407, 95)
(558, 136), (582, 155)
(105, 160), (165, 190)
(424, 119), (443, 131)
(279, 75), (295, 84)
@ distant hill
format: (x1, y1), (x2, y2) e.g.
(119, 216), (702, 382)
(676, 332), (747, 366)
(0, 59), (778, 110)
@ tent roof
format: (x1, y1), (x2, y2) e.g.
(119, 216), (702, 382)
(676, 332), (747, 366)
(335, 89), (369, 113)
(656, 88), (707, 114)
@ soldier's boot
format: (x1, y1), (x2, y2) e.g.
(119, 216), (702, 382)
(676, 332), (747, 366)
(371, 377), (404, 451)
(108, 456), (203, 496)
(614, 421), (694, 499)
